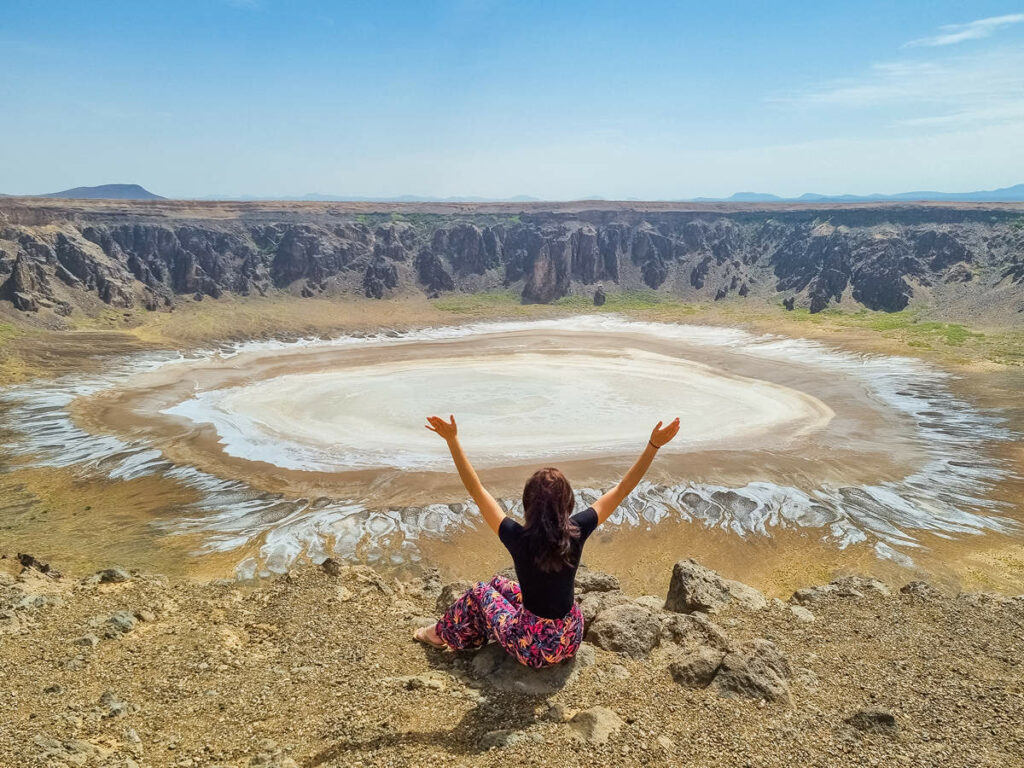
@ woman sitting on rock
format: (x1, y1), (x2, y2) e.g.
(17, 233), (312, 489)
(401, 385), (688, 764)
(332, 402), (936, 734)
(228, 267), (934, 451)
(414, 413), (680, 668)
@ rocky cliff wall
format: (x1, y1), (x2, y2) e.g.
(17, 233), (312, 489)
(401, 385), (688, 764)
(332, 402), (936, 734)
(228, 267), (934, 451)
(1, 202), (1022, 320)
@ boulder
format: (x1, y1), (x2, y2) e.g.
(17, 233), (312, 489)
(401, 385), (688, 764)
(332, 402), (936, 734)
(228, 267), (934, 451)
(468, 642), (594, 695)
(569, 706), (623, 744)
(711, 639), (792, 703)
(845, 708), (898, 735)
(661, 612), (731, 651)
(633, 595), (665, 611)
(587, 603), (661, 658)
(577, 590), (631, 625)
(575, 569), (620, 594)
(664, 559), (767, 614)
(791, 575), (891, 606)
(668, 646), (725, 688)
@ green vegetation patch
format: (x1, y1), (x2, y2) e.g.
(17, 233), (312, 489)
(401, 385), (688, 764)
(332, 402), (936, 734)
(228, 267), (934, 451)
(0, 321), (22, 344)
(553, 291), (671, 311)
(432, 290), (522, 314)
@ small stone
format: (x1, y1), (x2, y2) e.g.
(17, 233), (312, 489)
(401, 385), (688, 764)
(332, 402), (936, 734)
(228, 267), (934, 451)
(93, 567), (132, 584)
(400, 672), (446, 691)
(104, 610), (138, 637)
(544, 702), (576, 723)
(43, 684), (64, 694)
(790, 606), (815, 623)
(792, 575), (890, 605)
(657, 735), (675, 750)
(605, 664), (631, 680)
(100, 690), (132, 718)
(320, 558), (342, 577)
(569, 706), (624, 744)
(480, 729), (541, 749)
(75, 633), (101, 647)
(846, 708), (898, 735)
(900, 581), (942, 600)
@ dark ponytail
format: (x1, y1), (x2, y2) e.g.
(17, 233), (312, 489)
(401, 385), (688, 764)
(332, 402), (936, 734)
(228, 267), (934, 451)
(522, 467), (579, 572)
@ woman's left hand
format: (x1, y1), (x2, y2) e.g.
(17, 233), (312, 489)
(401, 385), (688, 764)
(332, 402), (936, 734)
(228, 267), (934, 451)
(425, 414), (458, 441)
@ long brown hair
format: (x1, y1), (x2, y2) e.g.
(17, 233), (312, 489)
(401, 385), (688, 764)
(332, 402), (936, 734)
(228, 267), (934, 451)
(522, 467), (580, 572)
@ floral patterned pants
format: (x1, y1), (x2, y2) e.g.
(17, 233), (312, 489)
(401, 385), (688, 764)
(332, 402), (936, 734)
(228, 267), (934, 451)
(435, 575), (584, 668)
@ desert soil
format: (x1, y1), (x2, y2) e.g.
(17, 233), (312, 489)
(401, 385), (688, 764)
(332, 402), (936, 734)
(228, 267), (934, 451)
(1, 556), (1022, 768)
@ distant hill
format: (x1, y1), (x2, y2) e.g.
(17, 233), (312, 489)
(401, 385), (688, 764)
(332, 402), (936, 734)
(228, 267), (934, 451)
(193, 193), (542, 203)
(40, 184), (164, 200)
(690, 184), (1024, 204)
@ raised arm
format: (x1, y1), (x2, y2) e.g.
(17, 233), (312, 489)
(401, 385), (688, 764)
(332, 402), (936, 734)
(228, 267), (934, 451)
(425, 415), (506, 534)
(592, 418), (680, 525)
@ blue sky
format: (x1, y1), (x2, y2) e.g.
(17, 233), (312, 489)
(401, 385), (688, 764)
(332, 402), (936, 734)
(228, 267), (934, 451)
(2, 1), (1023, 199)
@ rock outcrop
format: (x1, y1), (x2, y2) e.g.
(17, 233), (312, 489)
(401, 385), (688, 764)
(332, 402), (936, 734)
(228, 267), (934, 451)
(2, 200), (1022, 320)
(664, 559), (767, 614)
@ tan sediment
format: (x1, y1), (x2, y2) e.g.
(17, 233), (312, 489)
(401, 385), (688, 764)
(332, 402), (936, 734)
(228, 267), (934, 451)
(0, 466), (201, 577)
(4, 560), (1023, 767)
(68, 325), (921, 503)
(2, 296), (1022, 592)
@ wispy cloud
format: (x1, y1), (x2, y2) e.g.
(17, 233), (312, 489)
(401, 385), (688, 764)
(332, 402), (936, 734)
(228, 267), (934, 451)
(904, 13), (1024, 47)
(773, 44), (1024, 133)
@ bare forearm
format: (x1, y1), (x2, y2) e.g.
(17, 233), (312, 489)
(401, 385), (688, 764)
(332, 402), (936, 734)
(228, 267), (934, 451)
(447, 437), (483, 496)
(446, 437), (505, 533)
(593, 441), (660, 524)
(618, 442), (659, 496)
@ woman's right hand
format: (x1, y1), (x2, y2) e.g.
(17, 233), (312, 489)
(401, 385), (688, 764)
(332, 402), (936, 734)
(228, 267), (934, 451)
(650, 417), (680, 448)
(425, 414), (458, 441)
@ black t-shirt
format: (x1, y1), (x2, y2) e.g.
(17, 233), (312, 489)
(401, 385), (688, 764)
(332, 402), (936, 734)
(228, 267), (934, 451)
(497, 507), (600, 619)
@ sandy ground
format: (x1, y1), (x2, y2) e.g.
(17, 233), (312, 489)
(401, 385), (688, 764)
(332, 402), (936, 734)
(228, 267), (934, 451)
(1, 557), (1022, 768)
(2, 296), (1023, 593)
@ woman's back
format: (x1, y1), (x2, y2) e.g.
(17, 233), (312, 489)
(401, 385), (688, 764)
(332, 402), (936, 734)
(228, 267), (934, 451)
(498, 507), (599, 619)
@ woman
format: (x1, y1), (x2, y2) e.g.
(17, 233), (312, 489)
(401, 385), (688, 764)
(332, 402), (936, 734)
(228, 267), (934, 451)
(414, 414), (680, 668)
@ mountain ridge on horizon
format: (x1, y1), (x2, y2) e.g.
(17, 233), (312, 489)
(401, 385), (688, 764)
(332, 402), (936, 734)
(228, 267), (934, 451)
(4, 182), (1024, 204)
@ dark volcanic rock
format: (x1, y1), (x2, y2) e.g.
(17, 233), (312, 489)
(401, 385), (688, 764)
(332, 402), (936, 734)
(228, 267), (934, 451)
(2, 202), (1019, 317)
(362, 256), (398, 299)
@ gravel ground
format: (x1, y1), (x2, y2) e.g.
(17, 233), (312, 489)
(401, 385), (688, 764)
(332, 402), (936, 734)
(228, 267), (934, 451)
(1, 555), (1022, 768)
